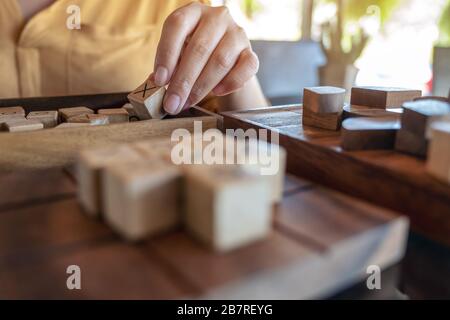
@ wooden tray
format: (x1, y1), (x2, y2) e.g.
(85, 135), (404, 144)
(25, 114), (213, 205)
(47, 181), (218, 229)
(0, 169), (407, 299)
(0, 93), (218, 171)
(222, 105), (450, 246)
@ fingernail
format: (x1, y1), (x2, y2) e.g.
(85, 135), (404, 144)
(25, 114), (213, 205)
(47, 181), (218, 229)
(154, 66), (168, 86)
(164, 94), (181, 114)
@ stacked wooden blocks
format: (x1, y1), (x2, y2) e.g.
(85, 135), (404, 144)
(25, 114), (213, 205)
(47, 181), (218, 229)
(340, 87), (422, 151)
(395, 99), (450, 157)
(302, 86), (346, 131)
(0, 106), (43, 132)
(77, 135), (286, 252)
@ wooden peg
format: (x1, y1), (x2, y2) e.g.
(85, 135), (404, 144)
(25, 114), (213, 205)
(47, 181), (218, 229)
(77, 145), (144, 217)
(103, 160), (182, 241)
(351, 87), (422, 109)
(2, 119), (44, 133)
(341, 117), (401, 151)
(98, 108), (129, 124)
(127, 79), (167, 120)
(68, 114), (110, 126)
(426, 121), (450, 184)
(27, 111), (59, 128)
(59, 106), (94, 121)
(303, 86), (346, 113)
(183, 164), (272, 252)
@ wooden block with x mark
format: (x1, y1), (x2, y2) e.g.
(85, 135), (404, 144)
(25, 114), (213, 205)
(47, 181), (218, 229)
(128, 79), (167, 120)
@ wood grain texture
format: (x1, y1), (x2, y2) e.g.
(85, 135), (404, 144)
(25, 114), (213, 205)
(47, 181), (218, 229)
(351, 87), (422, 109)
(303, 86), (346, 113)
(302, 107), (342, 131)
(426, 121), (450, 185)
(341, 117), (401, 151)
(0, 168), (408, 299)
(222, 105), (450, 245)
(343, 105), (402, 120)
(0, 116), (217, 171)
(27, 111), (59, 128)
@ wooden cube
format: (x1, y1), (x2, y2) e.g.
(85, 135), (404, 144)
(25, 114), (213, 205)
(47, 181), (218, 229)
(234, 138), (287, 204)
(426, 121), (450, 184)
(0, 114), (25, 127)
(27, 111), (58, 128)
(401, 100), (450, 138)
(68, 114), (110, 126)
(303, 86), (346, 113)
(0, 106), (25, 117)
(98, 108), (129, 124)
(302, 107), (342, 131)
(351, 87), (422, 109)
(59, 106), (94, 121)
(103, 161), (182, 241)
(341, 117), (401, 151)
(77, 145), (144, 217)
(127, 79), (166, 120)
(395, 128), (428, 158)
(184, 164), (272, 252)
(3, 119), (44, 133)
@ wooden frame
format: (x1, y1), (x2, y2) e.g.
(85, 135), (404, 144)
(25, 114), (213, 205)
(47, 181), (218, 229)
(222, 105), (450, 246)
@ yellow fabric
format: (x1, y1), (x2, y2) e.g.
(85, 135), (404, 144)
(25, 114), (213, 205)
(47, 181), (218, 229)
(0, 0), (208, 98)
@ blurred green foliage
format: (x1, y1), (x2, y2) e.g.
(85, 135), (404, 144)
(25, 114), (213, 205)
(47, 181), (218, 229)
(319, 0), (401, 25)
(240, 0), (263, 19)
(438, 0), (450, 46)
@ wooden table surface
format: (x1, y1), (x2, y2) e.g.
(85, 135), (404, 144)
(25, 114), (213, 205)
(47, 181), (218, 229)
(0, 168), (409, 300)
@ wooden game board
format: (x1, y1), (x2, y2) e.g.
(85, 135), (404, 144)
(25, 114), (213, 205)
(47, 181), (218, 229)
(0, 169), (407, 299)
(0, 93), (218, 171)
(222, 105), (450, 246)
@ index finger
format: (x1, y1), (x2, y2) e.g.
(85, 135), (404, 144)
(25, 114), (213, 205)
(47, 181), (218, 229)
(153, 3), (203, 87)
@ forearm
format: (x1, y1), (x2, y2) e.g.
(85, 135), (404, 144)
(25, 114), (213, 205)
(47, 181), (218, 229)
(216, 76), (269, 112)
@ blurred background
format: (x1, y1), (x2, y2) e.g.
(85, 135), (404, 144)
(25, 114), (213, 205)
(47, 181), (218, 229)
(211, 0), (450, 105)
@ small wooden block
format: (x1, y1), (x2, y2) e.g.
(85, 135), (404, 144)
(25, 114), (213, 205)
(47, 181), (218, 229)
(395, 128), (428, 158)
(128, 79), (167, 120)
(59, 106), (94, 121)
(351, 87), (422, 109)
(341, 117), (401, 151)
(54, 123), (91, 129)
(123, 103), (140, 122)
(343, 104), (403, 120)
(303, 86), (346, 113)
(77, 145), (144, 217)
(68, 114), (110, 126)
(184, 164), (272, 252)
(0, 106), (25, 117)
(0, 114), (25, 127)
(302, 107), (342, 131)
(401, 100), (450, 138)
(235, 138), (287, 204)
(98, 108), (129, 124)
(103, 160), (182, 241)
(427, 121), (450, 184)
(3, 119), (44, 133)
(26, 111), (58, 128)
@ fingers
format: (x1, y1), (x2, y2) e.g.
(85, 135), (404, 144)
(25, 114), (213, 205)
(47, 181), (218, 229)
(184, 26), (250, 108)
(213, 48), (259, 96)
(163, 7), (230, 114)
(153, 3), (202, 87)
